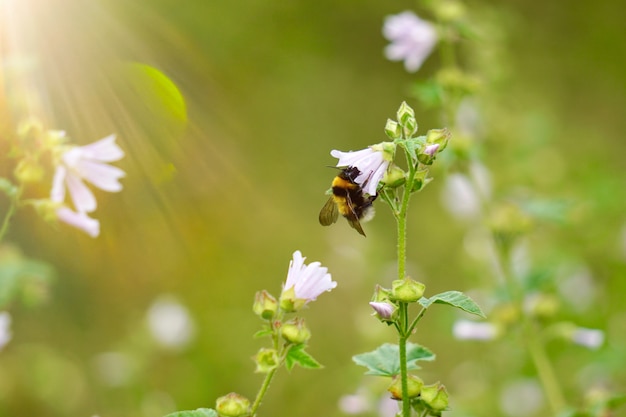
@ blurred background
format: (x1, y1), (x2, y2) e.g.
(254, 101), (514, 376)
(0, 0), (625, 416)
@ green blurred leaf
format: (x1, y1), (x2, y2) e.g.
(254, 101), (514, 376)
(419, 291), (485, 318)
(253, 328), (272, 338)
(352, 343), (435, 377)
(0, 245), (54, 309)
(0, 178), (18, 198)
(410, 79), (444, 109)
(285, 344), (322, 371)
(163, 409), (217, 417)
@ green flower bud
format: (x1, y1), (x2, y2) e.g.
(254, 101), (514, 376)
(279, 286), (305, 313)
(396, 101), (415, 126)
(384, 119), (402, 140)
(420, 382), (449, 412)
(14, 157), (44, 184)
(391, 277), (425, 303)
(434, 0), (467, 22)
(280, 318), (311, 344)
(411, 168), (431, 192)
(525, 293), (560, 320)
(382, 165), (406, 188)
(215, 392), (251, 417)
(253, 290), (278, 320)
(417, 143), (441, 165)
(403, 117), (418, 137)
(488, 202), (533, 249)
(388, 374), (424, 400)
(16, 118), (44, 148)
(254, 348), (279, 373)
(426, 128), (451, 152)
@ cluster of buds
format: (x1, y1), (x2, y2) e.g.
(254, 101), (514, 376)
(369, 277), (426, 324)
(387, 375), (450, 415)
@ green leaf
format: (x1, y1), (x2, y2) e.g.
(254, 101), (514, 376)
(0, 178), (18, 198)
(419, 291), (485, 318)
(285, 344), (322, 371)
(352, 343), (435, 377)
(410, 79), (444, 109)
(163, 408), (217, 417)
(0, 246), (55, 309)
(253, 328), (273, 338)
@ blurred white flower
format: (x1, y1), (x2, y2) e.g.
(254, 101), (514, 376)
(453, 320), (498, 341)
(0, 312), (12, 350)
(51, 134), (125, 212)
(571, 327), (604, 350)
(331, 143), (393, 196)
(499, 378), (544, 417)
(383, 11), (437, 72)
(378, 395), (400, 417)
(282, 250), (336, 304)
(147, 296), (195, 350)
(55, 207), (100, 238)
(338, 390), (371, 414)
(441, 173), (481, 220)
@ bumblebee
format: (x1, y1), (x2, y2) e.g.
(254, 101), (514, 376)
(318, 166), (377, 236)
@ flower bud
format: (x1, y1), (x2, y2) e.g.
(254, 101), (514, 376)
(388, 374), (423, 400)
(382, 165), (406, 188)
(280, 318), (311, 344)
(417, 143), (441, 165)
(396, 101), (416, 126)
(369, 301), (397, 323)
(488, 203), (533, 248)
(14, 157), (44, 184)
(384, 119), (402, 139)
(524, 293), (559, 320)
(411, 168), (431, 192)
(426, 128), (451, 152)
(16, 118), (44, 147)
(403, 117), (418, 137)
(420, 382), (449, 412)
(253, 290), (278, 320)
(391, 278), (425, 303)
(254, 348), (279, 373)
(434, 0), (467, 22)
(215, 392), (251, 417)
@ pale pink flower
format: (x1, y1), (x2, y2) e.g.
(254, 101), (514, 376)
(369, 301), (396, 320)
(453, 320), (498, 341)
(51, 134), (125, 213)
(571, 327), (604, 350)
(331, 143), (393, 196)
(283, 251), (336, 303)
(55, 207), (100, 238)
(0, 312), (11, 350)
(383, 11), (438, 72)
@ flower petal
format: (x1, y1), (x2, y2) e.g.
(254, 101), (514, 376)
(75, 159), (125, 192)
(77, 134), (125, 162)
(56, 207), (100, 237)
(65, 173), (97, 213)
(50, 165), (67, 203)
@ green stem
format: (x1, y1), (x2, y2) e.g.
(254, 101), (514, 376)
(398, 303), (411, 417)
(495, 245), (566, 414)
(250, 367), (278, 417)
(0, 185), (22, 242)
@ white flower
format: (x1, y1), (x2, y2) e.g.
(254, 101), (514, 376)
(453, 320), (498, 341)
(55, 207), (100, 237)
(383, 11), (438, 72)
(147, 295), (195, 350)
(51, 134), (125, 214)
(0, 312), (12, 350)
(331, 144), (392, 196)
(282, 250), (336, 304)
(571, 327), (604, 350)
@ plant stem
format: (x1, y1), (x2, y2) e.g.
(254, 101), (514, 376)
(250, 368), (277, 417)
(495, 245), (566, 414)
(0, 186), (22, 243)
(399, 303), (411, 417)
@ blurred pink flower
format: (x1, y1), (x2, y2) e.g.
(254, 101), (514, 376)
(0, 312), (11, 350)
(453, 320), (498, 341)
(50, 134), (124, 236)
(383, 11), (437, 72)
(571, 327), (604, 350)
(283, 250), (336, 304)
(55, 207), (100, 238)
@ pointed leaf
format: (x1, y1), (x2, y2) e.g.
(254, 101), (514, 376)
(253, 328), (272, 338)
(352, 343), (435, 377)
(163, 408), (217, 417)
(285, 344), (322, 371)
(419, 291), (485, 318)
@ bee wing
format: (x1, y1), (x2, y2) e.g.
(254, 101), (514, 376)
(319, 196), (339, 226)
(345, 193), (367, 237)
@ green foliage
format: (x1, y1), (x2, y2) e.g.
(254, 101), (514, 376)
(284, 343), (322, 371)
(418, 291), (486, 318)
(0, 245), (54, 309)
(352, 343), (435, 377)
(163, 408), (217, 417)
